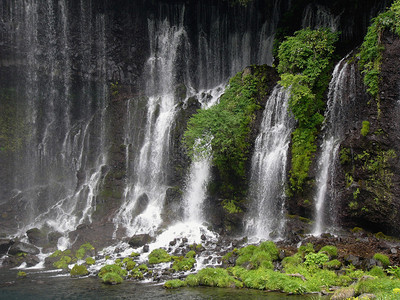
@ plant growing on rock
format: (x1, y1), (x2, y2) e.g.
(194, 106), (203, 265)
(148, 248), (171, 264)
(277, 28), (339, 192)
(98, 264), (127, 284)
(70, 264), (89, 277)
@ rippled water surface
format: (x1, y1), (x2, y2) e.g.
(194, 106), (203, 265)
(0, 269), (325, 300)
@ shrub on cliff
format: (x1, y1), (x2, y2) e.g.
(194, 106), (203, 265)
(277, 28), (339, 192)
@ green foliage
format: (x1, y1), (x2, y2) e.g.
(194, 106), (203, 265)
(184, 67), (268, 196)
(126, 260), (137, 271)
(76, 243), (94, 260)
(17, 271), (27, 278)
(148, 248), (171, 264)
(185, 251), (196, 258)
(319, 245), (338, 258)
(222, 200), (243, 214)
(298, 243), (315, 257)
(189, 267), (242, 288)
(185, 274), (200, 287)
(164, 279), (187, 289)
(374, 253), (390, 267)
(70, 264), (89, 277)
(172, 255), (196, 272)
(358, 0), (400, 103)
(85, 257), (95, 265)
(361, 120), (371, 136)
(53, 255), (72, 269)
(110, 81), (119, 96)
(355, 277), (400, 295)
(323, 259), (342, 270)
(98, 264), (127, 279)
(102, 272), (123, 285)
(282, 253), (303, 268)
(369, 266), (387, 278)
(277, 28), (339, 83)
(130, 251), (139, 257)
(130, 268), (144, 279)
(304, 252), (329, 268)
(137, 264), (148, 272)
(278, 28), (339, 192)
(234, 242), (278, 269)
(387, 266), (400, 279)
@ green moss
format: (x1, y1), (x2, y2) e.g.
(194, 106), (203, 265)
(361, 120), (370, 136)
(164, 279), (187, 289)
(148, 248), (171, 264)
(222, 200), (243, 214)
(355, 277), (400, 295)
(282, 253), (303, 268)
(369, 266), (387, 278)
(185, 251), (196, 259)
(53, 255), (72, 269)
(304, 252), (329, 268)
(85, 257), (95, 265)
(130, 252), (139, 257)
(126, 261), (136, 271)
(98, 264), (127, 279)
(323, 259), (342, 270)
(70, 264), (89, 277)
(130, 268), (144, 279)
(298, 243), (315, 257)
(17, 271), (27, 278)
(185, 274), (200, 287)
(373, 253), (390, 267)
(137, 264), (148, 272)
(102, 272), (123, 285)
(172, 256), (196, 272)
(319, 245), (338, 258)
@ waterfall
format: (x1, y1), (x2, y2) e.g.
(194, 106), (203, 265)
(313, 60), (356, 236)
(113, 13), (192, 236)
(0, 0), (284, 246)
(0, 0), (108, 242)
(245, 86), (293, 240)
(301, 3), (340, 31)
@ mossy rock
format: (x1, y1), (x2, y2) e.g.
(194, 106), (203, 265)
(102, 272), (123, 285)
(70, 264), (89, 277)
(148, 248), (171, 264)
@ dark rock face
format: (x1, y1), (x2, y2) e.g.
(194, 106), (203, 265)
(128, 234), (154, 248)
(334, 32), (400, 236)
(8, 242), (40, 256)
(0, 239), (14, 255)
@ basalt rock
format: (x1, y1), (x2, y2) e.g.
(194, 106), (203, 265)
(0, 238), (14, 255)
(128, 234), (154, 248)
(8, 242), (40, 256)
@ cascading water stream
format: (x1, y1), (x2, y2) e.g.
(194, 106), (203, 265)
(313, 60), (356, 236)
(245, 86), (293, 240)
(114, 14), (192, 236)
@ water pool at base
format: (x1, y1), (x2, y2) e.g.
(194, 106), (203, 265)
(0, 269), (327, 300)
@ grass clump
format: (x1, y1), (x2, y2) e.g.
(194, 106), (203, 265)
(148, 248), (171, 264)
(53, 255), (72, 269)
(323, 259), (342, 270)
(130, 268), (144, 279)
(70, 264), (89, 277)
(319, 245), (338, 258)
(85, 257), (95, 265)
(102, 272), (123, 285)
(189, 267), (242, 288)
(75, 243), (94, 260)
(373, 253), (390, 267)
(164, 279), (187, 289)
(98, 264), (127, 280)
(172, 253), (196, 272)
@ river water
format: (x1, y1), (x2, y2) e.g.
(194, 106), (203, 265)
(0, 269), (326, 299)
